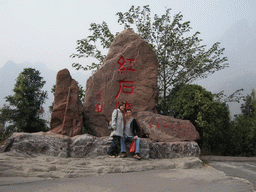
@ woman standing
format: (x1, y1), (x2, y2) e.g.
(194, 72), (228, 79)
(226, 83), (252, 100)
(107, 102), (126, 157)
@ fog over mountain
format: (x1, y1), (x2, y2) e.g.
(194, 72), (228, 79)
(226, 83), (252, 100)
(1, 19), (256, 120)
(196, 19), (256, 118)
(0, 61), (90, 121)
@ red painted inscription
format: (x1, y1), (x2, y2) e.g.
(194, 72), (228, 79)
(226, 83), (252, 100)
(96, 91), (102, 102)
(149, 121), (153, 129)
(95, 104), (103, 112)
(148, 121), (188, 137)
(117, 56), (136, 74)
(156, 121), (160, 129)
(115, 81), (134, 99)
(163, 121), (167, 129)
(117, 56), (126, 71)
(126, 59), (135, 72)
(115, 101), (133, 110)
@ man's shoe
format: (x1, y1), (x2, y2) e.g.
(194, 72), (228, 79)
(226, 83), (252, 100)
(133, 154), (141, 160)
(120, 152), (127, 158)
(108, 155), (116, 158)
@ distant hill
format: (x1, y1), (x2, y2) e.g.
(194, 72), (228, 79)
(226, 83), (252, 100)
(217, 73), (256, 118)
(196, 19), (256, 118)
(2, 19), (256, 121)
(0, 61), (90, 121)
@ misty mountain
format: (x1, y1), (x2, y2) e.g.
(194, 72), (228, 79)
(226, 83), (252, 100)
(1, 19), (256, 120)
(217, 19), (256, 117)
(197, 19), (256, 118)
(0, 61), (90, 121)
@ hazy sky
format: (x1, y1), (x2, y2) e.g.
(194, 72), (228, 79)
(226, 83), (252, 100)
(1, 0), (256, 73)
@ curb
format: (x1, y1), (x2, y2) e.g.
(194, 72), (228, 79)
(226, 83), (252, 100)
(200, 156), (256, 162)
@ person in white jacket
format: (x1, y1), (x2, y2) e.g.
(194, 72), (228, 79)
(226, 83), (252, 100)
(107, 102), (126, 157)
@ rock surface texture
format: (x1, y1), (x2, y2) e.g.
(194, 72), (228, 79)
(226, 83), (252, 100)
(0, 152), (202, 178)
(83, 29), (158, 136)
(137, 111), (200, 142)
(50, 69), (83, 137)
(0, 132), (200, 160)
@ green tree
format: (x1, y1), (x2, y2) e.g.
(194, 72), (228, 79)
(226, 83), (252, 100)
(167, 84), (213, 127)
(229, 90), (256, 156)
(2, 68), (48, 133)
(70, 5), (228, 114)
(241, 90), (256, 117)
(214, 88), (244, 103)
(0, 105), (16, 143)
(167, 84), (231, 155)
(229, 115), (256, 156)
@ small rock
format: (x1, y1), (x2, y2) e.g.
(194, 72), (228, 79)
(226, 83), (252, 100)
(48, 166), (57, 171)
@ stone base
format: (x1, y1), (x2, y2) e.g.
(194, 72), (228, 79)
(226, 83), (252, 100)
(0, 132), (200, 159)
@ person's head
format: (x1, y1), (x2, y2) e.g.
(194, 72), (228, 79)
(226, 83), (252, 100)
(118, 101), (126, 112)
(126, 108), (132, 118)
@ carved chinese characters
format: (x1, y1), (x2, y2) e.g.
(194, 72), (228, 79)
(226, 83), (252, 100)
(95, 91), (103, 112)
(117, 56), (135, 73)
(115, 80), (134, 99)
(83, 29), (158, 136)
(114, 56), (135, 109)
(137, 111), (199, 142)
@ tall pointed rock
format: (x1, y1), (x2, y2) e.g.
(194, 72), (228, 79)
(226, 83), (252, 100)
(49, 69), (83, 137)
(83, 29), (158, 136)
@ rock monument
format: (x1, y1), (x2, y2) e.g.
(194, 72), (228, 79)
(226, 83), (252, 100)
(49, 69), (83, 137)
(137, 111), (199, 142)
(0, 30), (201, 160)
(83, 29), (158, 136)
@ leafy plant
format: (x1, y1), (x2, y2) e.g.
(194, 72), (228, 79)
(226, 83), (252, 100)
(1, 68), (48, 133)
(70, 5), (228, 114)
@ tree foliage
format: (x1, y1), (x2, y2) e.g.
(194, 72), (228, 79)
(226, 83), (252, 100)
(167, 84), (214, 127)
(229, 115), (256, 156)
(214, 88), (245, 103)
(166, 84), (231, 155)
(1, 68), (48, 133)
(0, 105), (16, 143)
(229, 90), (256, 156)
(241, 90), (256, 117)
(71, 5), (228, 113)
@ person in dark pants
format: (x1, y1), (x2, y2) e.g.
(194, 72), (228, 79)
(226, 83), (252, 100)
(107, 102), (126, 157)
(120, 108), (141, 160)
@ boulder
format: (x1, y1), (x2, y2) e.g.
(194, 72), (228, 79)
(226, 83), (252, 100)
(149, 141), (200, 159)
(137, 111), (200, 142)
(83, 29), (158, 136)
(0, 132), (69, 157)
(0, 132), (200, 160)
(49, 69), (83, 137)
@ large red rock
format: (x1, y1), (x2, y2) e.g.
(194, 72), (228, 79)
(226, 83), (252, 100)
(83, 29), (158, 136)
(49, 69), (83, 137)
(137, 111), (199, 142)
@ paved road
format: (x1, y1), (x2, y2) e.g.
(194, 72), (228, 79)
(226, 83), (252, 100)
(1, 153), (255, 192)
(0, 166), (254, 192)
(209, 161), (256, 191)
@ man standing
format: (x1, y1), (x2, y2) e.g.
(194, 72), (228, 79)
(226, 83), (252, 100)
(120, 109), (141, 160)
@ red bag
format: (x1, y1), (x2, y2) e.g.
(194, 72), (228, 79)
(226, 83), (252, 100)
(129, 140), (136, 153)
